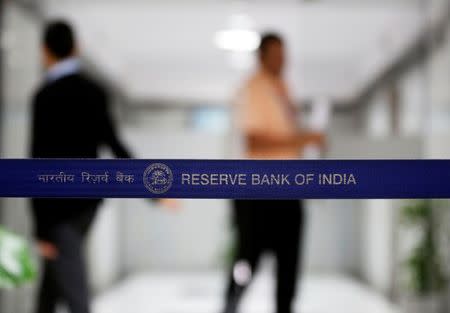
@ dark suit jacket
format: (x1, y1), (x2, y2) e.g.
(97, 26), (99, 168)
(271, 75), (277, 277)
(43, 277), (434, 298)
(31, 72), (130, 240)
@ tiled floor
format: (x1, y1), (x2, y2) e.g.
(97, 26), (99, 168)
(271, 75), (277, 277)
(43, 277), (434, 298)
(93, 271), (399, 313)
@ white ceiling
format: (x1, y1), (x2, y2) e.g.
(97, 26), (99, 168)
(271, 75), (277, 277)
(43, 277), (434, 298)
(44, 2), (425, 105)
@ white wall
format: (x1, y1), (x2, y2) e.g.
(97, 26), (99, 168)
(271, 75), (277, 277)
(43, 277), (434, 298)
(0, 4), (41, 313)
(119, 129), (230, 272)
(328, 136), (422, 293)
(96, 127), (421, 284)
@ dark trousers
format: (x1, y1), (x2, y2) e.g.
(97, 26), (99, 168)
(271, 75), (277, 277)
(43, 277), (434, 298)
(223, 200), (304, 313)
(36, 209), (97, 313)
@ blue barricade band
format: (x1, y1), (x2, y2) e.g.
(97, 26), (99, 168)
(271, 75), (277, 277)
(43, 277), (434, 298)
(0, 159), (448, 199)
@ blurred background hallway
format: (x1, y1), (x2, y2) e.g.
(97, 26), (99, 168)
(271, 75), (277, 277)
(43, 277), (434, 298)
(1, 0), (450, 312)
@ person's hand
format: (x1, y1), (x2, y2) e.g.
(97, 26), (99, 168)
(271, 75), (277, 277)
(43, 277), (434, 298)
(157, 198), (181, 212)
(309, 132), (326, 149)
(298, 131), (325, 148)
(37, 241), (58, 260)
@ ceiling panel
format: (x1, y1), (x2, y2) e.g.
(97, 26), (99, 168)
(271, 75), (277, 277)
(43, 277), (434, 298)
(45, 2), (424, 105)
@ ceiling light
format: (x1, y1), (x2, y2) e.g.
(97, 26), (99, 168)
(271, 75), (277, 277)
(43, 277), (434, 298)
(214, 29), (261, 52)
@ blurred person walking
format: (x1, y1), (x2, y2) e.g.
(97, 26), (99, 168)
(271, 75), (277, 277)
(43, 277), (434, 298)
(30, 20), (131, 313)
(223, 33), (324, 313)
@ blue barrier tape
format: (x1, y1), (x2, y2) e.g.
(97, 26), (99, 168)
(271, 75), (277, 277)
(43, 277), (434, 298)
(0, 159), (448, 199)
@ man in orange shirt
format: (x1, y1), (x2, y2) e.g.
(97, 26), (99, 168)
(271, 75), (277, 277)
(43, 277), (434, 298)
(223, 33), (324, 313)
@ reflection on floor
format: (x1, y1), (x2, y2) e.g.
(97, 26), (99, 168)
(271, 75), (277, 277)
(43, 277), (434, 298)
(93, 271), (399, 313)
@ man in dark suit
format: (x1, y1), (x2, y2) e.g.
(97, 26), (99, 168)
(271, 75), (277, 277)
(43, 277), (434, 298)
(31, 20), (131, 313)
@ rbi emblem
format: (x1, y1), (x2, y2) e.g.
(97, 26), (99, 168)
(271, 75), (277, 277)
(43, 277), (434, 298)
(143, 163), (173, 194)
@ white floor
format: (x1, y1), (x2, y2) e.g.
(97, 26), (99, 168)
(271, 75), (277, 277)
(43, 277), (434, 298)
(93, 271), (399, 313)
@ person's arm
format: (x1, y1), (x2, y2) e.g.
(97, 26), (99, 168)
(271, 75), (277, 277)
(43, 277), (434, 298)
(96, 91), (181, 207)
(98, 90), (131, 158)
(29, 203), (58, 259)
(241, 80), (324, 154)
(30, 92), (58, 258)
(30, 92), (45, 158)
(30, 205), (50, 241)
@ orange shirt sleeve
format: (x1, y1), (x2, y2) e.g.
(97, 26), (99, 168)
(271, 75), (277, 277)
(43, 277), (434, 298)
(237, 78), (296, 138)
